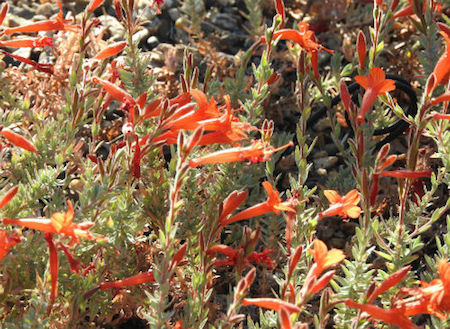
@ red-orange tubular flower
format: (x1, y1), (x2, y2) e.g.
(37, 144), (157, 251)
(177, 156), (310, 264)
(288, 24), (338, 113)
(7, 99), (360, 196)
(300, 240), (345, 304)
(397, 259), (450, 320)
(206, 244), (275, 268)
(3, 201), (103, 243)
(427, 30), (450, 95)
(99, 271), (156, 290)
(189, 140), (293, 168)
(218, 190), (248, 224)
(87, 0), (105, 13)
(318, 189), (361, 219)
(196, 97), (254, 145)
(0, 230), (21, 261)
(93, 77), (136, 106)
(299, 240), (343, 302)
(44, 233), (58, 304)
(0, 50), (54, 74)
(0, 2), (8, 26)
(393, 0), (442, 19)
(242, 298), (302, 314)
(431, 91), (450, 105)
(3, 1), (79, 35)
(380, 169), (432, 179)
(93, 41), (127, 60)
(357, 30), (366, 69)
(433, 113), (450, 120)
(367, 266), (411, 303)
(345, 300), (419, 329)
(164, 89), (223, 131)
(0, 36), (53, 48)
(0, 129), (37, 152)
(309, 239), (345, 278)
(222, 181), (295, 226)
(0, 185), (19, 210)
(267, 22), (334, 54)
(354, 67), (396, 124)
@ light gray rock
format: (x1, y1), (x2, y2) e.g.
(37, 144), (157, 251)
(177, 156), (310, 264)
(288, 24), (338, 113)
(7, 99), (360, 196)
(144, 16), (162, 34)
(36, 2), (56, 18)
(12, 48), (32, 60)
(147, 36), (159, 49)
(3, 13), (30, 28)
(316, 168), (328, 176)
(168, 8), (182, 21)
(133, 29), (150, 45)
(97, 15), (126, 41)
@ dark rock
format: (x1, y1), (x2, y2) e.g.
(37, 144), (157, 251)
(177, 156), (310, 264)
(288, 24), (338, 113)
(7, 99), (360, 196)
(342, 222), (358, 235)
(329, 238), (345, 249)
(210, 12), (239, 31)
(12, 5), (34, 19)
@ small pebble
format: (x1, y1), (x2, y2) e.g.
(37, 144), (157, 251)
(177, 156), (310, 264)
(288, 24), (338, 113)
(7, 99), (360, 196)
(342, 222), (358, 234)
(147, 36), (159, 50)
(313, 150), (328, 159)
(313, 156), (338, 169)
(330, 238), (345, 249)
(316, 168), (327, 176)
(168, 8), (182, 21)
(133, 29), (150, 45)
(36, 3), (55, 17)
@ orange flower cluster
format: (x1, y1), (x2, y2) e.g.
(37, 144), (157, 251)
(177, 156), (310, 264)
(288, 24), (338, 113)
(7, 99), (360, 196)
(0, 230), (21, 261)
(398, 260), (450, 320)
(206, 245), (275, 269)
(393, 0), (442, 20)
(242, 240), (345, 328)
(346, 260), (450, 329)
(94, 75), (292, 174)
(220, 181), (295, 226)
(354, 67), (396, 124)
(2, 1), (78, 35)
(0, 0), (81, 74)
(262, 21), (333, 79)
(427, 27), (450, 95)
(3, 201), (103, 243)
(93, 82), (256, 148)
(318, 189), (361, 219)
(300, 240), (345, 300)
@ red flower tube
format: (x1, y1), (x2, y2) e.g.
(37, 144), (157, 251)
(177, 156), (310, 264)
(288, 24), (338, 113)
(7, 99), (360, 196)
(93, 41), (127, 60)
(354, 67), (396, 124)
(380, 170), (432, 179)
(222, 181), (295, 226)
(1, 129), (37, 152)
(0, 185), (18, 210)
(0, 36), (53, 48)
(87, 0), (104, 13)
(0, 2), (8, 26)
(44, 233), (58, 304)
(92, 77), (136, 105)
(189, 140), (293, 168)
(242, 298), (301, 314)
(3, 1), (78, 35)
(99, 271), (155, 290)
